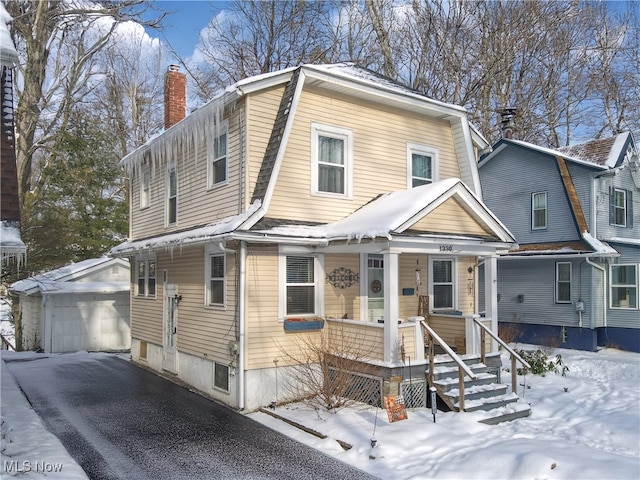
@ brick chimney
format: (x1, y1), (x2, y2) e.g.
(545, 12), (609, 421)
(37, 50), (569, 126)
(500, 107), (517, 139)
(164, 64), (186, 129)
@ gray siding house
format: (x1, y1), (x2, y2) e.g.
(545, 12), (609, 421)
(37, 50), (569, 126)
(478, 132), (639, 352)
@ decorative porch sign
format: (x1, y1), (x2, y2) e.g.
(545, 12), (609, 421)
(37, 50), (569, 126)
(325, 267), (359, 289)
(383, 395), (408, 423)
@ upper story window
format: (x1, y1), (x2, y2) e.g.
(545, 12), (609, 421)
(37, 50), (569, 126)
(430, 257), (457, 310)
(136, 257), (156, 298)
(610, 264), (637, 309)
(532, 191), (547, 230)
(206, 251), (226, 307)
(556, 262), (572, 303)
(610, 187), (633, 228)
(311, 123), (352, 198)
(407, 143), (438, 188)
(208, 123), (228, 189)
(166, 165), (177, 226)
(140, 164), (150, 209)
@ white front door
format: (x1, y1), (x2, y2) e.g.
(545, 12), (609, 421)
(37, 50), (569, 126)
(367, 254), (385, 322)
(163, 284), (179, 373)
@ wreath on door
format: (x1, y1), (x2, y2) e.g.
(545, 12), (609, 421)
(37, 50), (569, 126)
(371, 279), (382, 293)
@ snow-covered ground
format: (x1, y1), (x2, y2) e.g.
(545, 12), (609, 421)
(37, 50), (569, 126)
(1, 328), (639, 479)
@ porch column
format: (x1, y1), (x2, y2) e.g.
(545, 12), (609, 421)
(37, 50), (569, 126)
(484, 255), (499, 352)
(383, 252), (399, 362)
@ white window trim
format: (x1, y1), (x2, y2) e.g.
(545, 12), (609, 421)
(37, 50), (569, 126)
(613, 188), (627, 227)
(207, 120), (229, 190)
(139, 164), (150, 210)
(135, 254), (157, 299)
(311, 123), (353, 199)
(531, 191), (547, 230)
(428, 257), (458, 311)
(406, 143), (439, 189)
(205, 244), (226, 308)
(166, 163), (178, 227)
(610, 263), (638, 310)
(278, 246), (324, 321)
(555, 262), (572, 304)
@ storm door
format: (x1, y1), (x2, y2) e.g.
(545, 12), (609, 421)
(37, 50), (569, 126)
(163, 284), (179, 373)
(367, 254), (385, 322)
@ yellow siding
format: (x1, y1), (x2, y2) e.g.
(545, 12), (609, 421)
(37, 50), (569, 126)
(398, 254), (428, 319)
(245, 85), (286, 205)
(427, 315), (465, 346)
(130, 104), (244, 239)
(457, 256), (477, 315)
(267, 85), (461, 223)
(411, 198), (493, 237)
(130, 247), (238, 365)
(324, 254), (360, 320)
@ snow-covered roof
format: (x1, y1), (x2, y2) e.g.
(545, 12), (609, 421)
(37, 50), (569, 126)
(110, 201), (263, 255)
(10, 257), (129, 295)
(558, 132), (633, 168)
(253, 178), (515, 244)
(503, 233), (618, 258)
(0, 4), (18, 66)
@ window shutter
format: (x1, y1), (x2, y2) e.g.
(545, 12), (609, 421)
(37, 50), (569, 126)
(609, 186), (615, 225)
(627, 189), (633, 228)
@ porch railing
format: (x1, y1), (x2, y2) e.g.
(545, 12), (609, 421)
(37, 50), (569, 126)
(472, 317), (531, 394)
(420, 320), (476, 411)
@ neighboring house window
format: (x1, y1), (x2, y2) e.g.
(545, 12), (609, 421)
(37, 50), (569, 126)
(167, 165), (177, 225)
(140, 164), (150, 209)
(286, 256), (316, 315)
(609, 187), (633, 228)
(208, 124), (227, 189)
(556, 262), (572, 303)
(431, 258), (456, 310)
(532, 192), (547, 230)
(311, 123), (352, 198)
(214, 362), (229, 391)
(137, 258), (156, 297)
(206, 253), (225, 306)
(407, 143), (438, 188)
(610, 264), (637, 309)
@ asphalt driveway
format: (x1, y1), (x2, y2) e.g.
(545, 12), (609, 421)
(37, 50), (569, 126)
(4, 353), (376, 480)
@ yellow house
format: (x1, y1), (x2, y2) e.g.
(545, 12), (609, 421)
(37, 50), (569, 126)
(112, 64), (527, 420)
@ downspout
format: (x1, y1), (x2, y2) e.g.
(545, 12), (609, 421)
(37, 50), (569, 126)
(585, 257), (606, 330)
(238, 240), (246, 410)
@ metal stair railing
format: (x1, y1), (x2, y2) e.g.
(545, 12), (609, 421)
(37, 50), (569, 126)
(472, 317), (531, 395)
(420, 320), (476, 411)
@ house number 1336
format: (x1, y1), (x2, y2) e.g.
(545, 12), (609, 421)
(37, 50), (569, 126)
(439, 245), (453, 252)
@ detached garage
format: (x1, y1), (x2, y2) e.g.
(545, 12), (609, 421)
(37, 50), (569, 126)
(10, 257), (130, 353)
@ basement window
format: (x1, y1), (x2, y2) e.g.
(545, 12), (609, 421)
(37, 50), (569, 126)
(214, 363), (229, 391)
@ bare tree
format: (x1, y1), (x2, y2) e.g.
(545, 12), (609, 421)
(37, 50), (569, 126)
(192, 0), (337, 100)
(5, 0), (161, 204)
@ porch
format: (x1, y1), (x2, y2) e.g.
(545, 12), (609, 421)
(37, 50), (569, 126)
(318, 315), (531, 423)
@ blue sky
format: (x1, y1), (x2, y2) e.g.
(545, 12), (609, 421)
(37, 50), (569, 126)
(143, 1), (229, 58)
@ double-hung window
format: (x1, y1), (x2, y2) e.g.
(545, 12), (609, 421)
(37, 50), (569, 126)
(610, 264), (637, 309)
(140, 164), (150, 209)
(532, 192), (547, 230)
(311, 123), (352, 198)
(431, 258), (456, 310)
(609, 187), (634, 228)
(286, 256), (316, 315)
(556, 262), (572, 303)
(407, 143), (438, 188)
(136, 257), (156, 297)
(166, 165), (177, 225)
(206, 253), (225, 306)
(208, 123), (227, 189)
